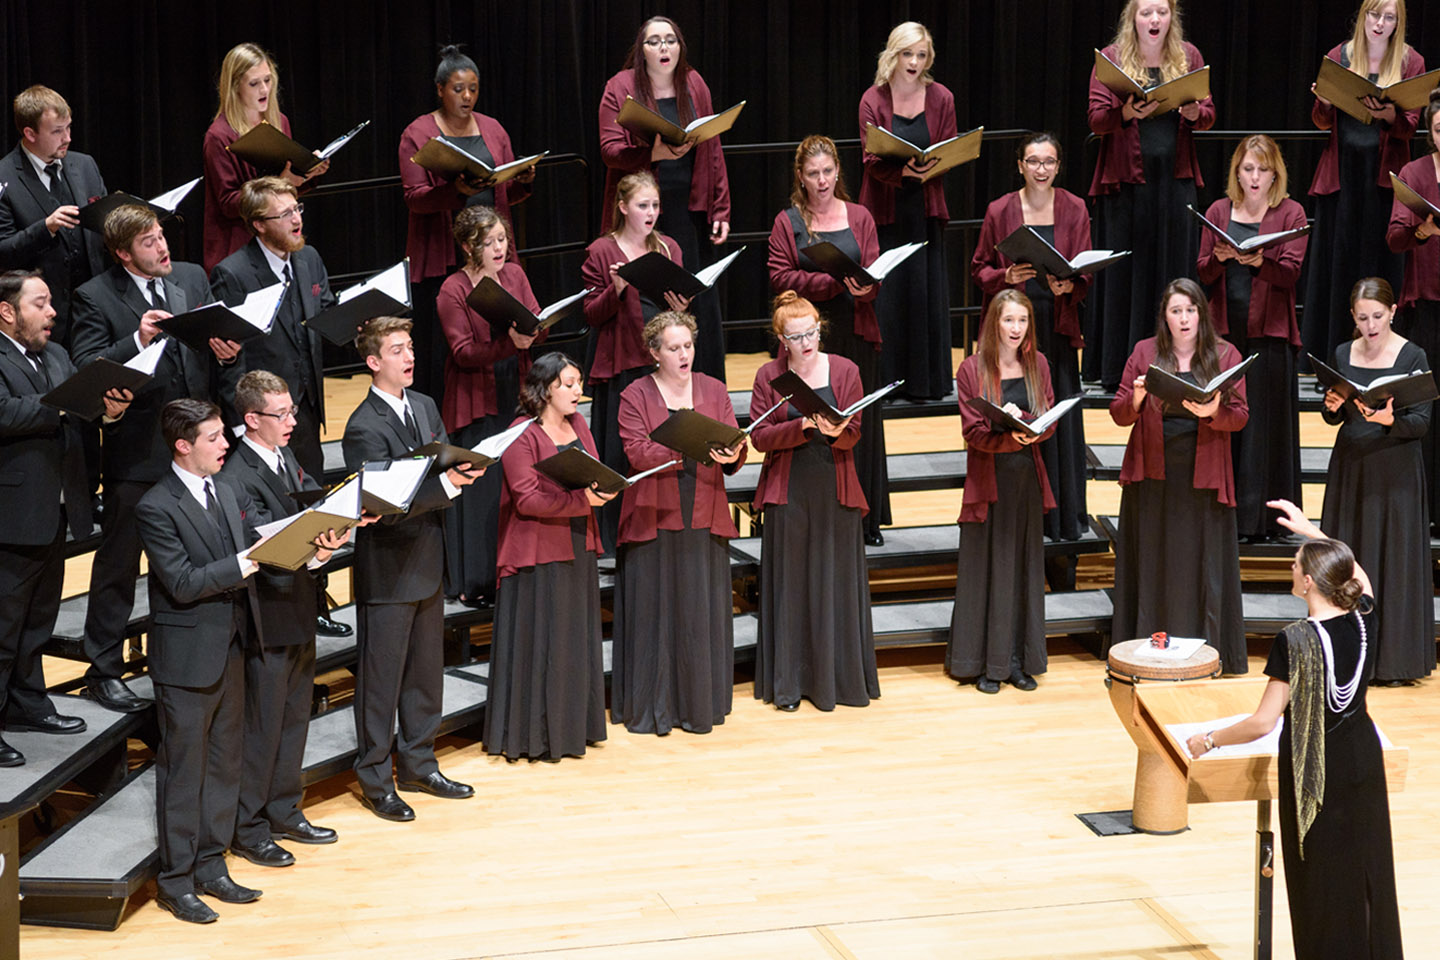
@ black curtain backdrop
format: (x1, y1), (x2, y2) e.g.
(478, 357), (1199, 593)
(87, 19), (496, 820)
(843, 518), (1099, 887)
(4, 1), (1436, 356)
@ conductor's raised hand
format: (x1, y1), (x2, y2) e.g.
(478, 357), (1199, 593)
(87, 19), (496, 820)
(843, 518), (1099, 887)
(1266, 498), (1324, 540)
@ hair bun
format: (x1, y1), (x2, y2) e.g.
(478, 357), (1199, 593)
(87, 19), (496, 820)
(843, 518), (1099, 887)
(772, 290), (800, 310)
(438, 43), (464, 57)
(1335, 577), (1365, 611)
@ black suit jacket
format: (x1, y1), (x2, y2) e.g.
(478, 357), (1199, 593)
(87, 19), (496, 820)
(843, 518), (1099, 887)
(0, 335), (89, 544)
(136, 469), (264, 687)
(341, 389), (453, 604)
(0, 145), (108, 343)
(219, 439), (319, 647)
(210, 239), (334, 423)
(69, 262), (216, 483)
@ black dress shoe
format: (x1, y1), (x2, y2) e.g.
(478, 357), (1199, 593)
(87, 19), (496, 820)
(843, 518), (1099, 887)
(272, 820), (338, 845)
(0, 737), (24, 767)
(776, 701), (800, 712)
(315, 614), (353, 637)
(977, 677), (1002, 695)
(360, 791), (415, 822)
(197, 876), (262, 903)
(7, 713), (86, 734)
(230, 839), (294, 867)
(85, 677), (150, 713)
(864, 531), (885, 547)
(1008, 671), (1038, 692)
(397, 771), (474, 799)
(156, 892), (218, 924)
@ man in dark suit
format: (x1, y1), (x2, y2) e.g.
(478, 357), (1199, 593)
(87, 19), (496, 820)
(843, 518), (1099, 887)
(342, 316), (478, 821)
(210, 176), (351, 640)
(0, 271), (124, 763)
(0, 87), (108, 348)
(220, 370), (349, 867)
(70, 204), (240, 713)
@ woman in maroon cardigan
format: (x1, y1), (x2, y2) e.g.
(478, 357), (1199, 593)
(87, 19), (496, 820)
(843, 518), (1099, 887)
(581, 171), (689, 551)
(1086, 0), (1215, 390)
(1110, 278), (1248, 672)
(613, 312), (746, 735)
(202, 42), (329, 272)
(437, 205), (543, 606)
(1303, 0), (1423, 368)
(1386, 88), (1440, 529)
(486, 352), (612, 761)
(972, 132), (1091, 583)
(950, 291), (1056, 693)
(1197, 135), (1309, 542)
(768, 135), (890, 545)
(400, 45), (533, 401)
(599, 16), (732, 382)
(749, 291), (879, 712)
(858, 21), (957, 400)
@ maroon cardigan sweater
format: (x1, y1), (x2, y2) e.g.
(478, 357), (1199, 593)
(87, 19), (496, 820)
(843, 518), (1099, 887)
(1109, 337), (1249, 507)
(970, 188), (1093, 348)
(1087, 42), (1215, 197)
(1310, 44), (1426, 196)
(202, 113), (291, 272)
(399, 112), (529, 282)
(748, 353), (866, 514)
(437, 263), (545, 431)
(497, 414), (603, 579)
(1386, 154), (1440, 307)
(767, 203), (882, 348)
(580, 233), (684, 380)
(857, 81), (957, 225)
(955, 354), (1057, 524)
(597, 68), (732, 232)
(1196, 197), (1309, 343)
(617, 372), (746, 544)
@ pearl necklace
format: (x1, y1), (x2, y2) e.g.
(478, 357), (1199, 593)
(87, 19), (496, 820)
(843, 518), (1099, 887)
(1308, 611), (1368, 713)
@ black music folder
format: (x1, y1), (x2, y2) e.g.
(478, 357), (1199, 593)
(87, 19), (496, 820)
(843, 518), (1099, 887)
(614, 97), (746, 146)
(1309, 355), (1439, 410)
(306, 260), (412, 347)
(358, 456), (435, 516)
(1389, 173), (1440, 221)
(535, 446), (679, 495)
(465, 277), (588, 337)
(861, 124), (983, 182)
(1186, 206), (1311, 253)
(966, 394), (1084, 437)
(156, 281), (287, 352)
(647, 395), (788, 466)
(408, 418), (534, 474)
(248, 476), (362, 570)
(768, 371), (904, 424)
(79, 177), (200, 233)
(409, 137), (547, 185)
(615, 246), (745, 302)
(799, 241), (924, 286)
(1094, 49), (1211, 115)
(995, 225), (1129, 280)
(41, 338), (166, 421)
(1143, 356), (1256, 406)
(228, 120), (370, 174)
(1314, 57), (1440, 124)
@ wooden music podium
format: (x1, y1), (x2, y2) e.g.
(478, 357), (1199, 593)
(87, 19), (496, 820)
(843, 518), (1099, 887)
(1133, 677), (1408, 960)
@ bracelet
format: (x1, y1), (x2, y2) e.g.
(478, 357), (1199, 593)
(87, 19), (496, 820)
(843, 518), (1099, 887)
(1202, 732), (1216, 752)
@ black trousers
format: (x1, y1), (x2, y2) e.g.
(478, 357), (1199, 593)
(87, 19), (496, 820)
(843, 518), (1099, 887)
(82, 479), (150, 683)
(153, 637), (244, 899)
(233, 641), (315, 847)
(352, 590), (443, 797)
(0, 518), (63, 723)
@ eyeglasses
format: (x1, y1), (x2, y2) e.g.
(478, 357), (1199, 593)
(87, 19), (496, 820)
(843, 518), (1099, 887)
(642, 36), (679, 49)
(1366, 9), (1398, 24)
(1023, 157), (1059, 170)
(257, 203), (304, 222)
(256, 406), (300, 422)
(781, 326), (822, 344)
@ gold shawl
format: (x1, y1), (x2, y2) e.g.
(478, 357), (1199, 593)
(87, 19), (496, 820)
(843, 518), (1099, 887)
(1282, 619), (1325, 858)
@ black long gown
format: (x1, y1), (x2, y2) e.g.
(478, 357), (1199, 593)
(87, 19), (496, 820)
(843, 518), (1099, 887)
(1265, 605), (1404, 959)
(756, 386), (879, 709)
(875, 110), (951, 401)
(1320, 340), (1434, 681)
(1397, 299), (1440, 526)
(1220, 219), (1303, 540)
(1112, 373), (1247, 672)
(948, 377), (1047, 682)
(444, 356), (520, 602)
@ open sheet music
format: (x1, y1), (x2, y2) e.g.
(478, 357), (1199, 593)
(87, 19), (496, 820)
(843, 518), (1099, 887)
(966, 394), (1084, 437)
(768, 371), (904, 424)
(1094, 49), (1210, 115)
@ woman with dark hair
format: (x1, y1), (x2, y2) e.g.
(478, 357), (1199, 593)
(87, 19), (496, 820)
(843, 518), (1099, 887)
(1304, 0), (1422, 368)
(612, 311), (745, 735)
(599, 15), (732, 382)
(1196, 135), (1309, 541)
(202, 42), (329, 271)
(486, 352), (611, 761)
(1188, 499), (1403, 960)
(1320, 276), (1433, 684)
(436, 205), (542, 606)
(748, 291), (879, 712)
(1086, 0), (1215, 389)
(1386, 86), (1440, 529)
(858, 21), (956, 400)
(1110, 278), (1248, 672)
(768, 135), (890, 545)
(400, 44), (533, 399)
(949, 291), (1056, 693)
(972, 131), (1091, 583)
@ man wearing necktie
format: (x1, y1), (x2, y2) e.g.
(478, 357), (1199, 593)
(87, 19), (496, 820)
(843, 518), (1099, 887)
(220, 371), (351, 867)
(0, 271), (129, 764)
